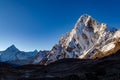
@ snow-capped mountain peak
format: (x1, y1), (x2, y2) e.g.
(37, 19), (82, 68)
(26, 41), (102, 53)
(0, 45), (38, 65)
(76, 14), (90, 23)
(38, 14), (120, 64)
(5, 45), (19, 52)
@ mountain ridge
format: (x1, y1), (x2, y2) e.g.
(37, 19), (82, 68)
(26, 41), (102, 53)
(36, 14), (120, 65)
(0, 45), (38, 65)
(0, 14), (120, 66)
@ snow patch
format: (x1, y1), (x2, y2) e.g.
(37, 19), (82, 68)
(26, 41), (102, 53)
(114, 30), (120, 38)
(101, 42), (115, 52)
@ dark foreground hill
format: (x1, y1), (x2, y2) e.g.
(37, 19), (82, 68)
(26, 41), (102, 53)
(1, 50), (120, 80)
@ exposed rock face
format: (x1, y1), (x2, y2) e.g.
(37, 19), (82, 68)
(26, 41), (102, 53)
(32, 50), (49, 64)
(1, 50), (120, 80)
(38, 14), (120, 64)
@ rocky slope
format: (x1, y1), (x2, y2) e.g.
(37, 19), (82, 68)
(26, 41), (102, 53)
(1, 50), (120, 80)
(32, 50), (49, 64)
(38, 14), (120, 64)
